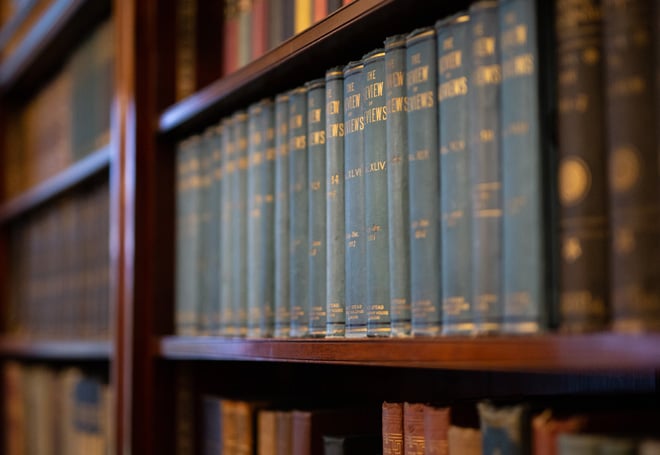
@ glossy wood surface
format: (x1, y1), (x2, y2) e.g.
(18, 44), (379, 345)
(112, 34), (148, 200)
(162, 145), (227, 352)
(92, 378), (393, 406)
(0, 144), (111, 224)
(159, 334), (660, 373)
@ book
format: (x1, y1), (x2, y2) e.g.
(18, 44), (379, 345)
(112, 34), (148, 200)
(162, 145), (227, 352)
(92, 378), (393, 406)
(209, 123), (224, 334)
(424, 404), (450, 455)
(343, 59), (367, 338)
(556, 0), (609, 333)
(436, 12), (473, 335)
(252, 0), (269, 60)
(499, 0), (548, 333)
(269, 0), (284, 49)
(232, 111), (250, 337)
(640, 440), (660, 455)
(247, 100), (276, 337)
(382, 402), (403, 455)
(203, 396), (222, 455)
(313, 0), (326, 24)
(294, 0), (312, 33)
(322, 434), (381, 455)
(447, 425), (482, 455)
(532, 410), (588, 455)
(469, 0), (503, 334)
(405, 27), (441, 336)
(258, 409), (277, 455)
(274, 93), (291, 338)
(198, 128), (215, 335)
(403, 402), (425, 455)
(175, 0), (196, 100)
(478, 401), (530, 455)
(276, 410), (293, 454)
(325, 66), (346, 338)
(220, 117), (236, 336)
(223, 0), (239, 75)
(288, 86), (310, 338)
(603, 0), (660, 332)
(362, 48), (390, 337)
(384, 34), (411, 337)
(557, 433), (602, 454)
(306, 78), (327, 338)
(237, 0), (253, 68)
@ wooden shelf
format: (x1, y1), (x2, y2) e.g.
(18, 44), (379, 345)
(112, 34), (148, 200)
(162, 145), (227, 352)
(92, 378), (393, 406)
(0, 0), (110, 96)
(0, 337), (111, 360)
(159, 334), (660, 372)
(159, 0), (470, 136)
(0, 144), (111, 224)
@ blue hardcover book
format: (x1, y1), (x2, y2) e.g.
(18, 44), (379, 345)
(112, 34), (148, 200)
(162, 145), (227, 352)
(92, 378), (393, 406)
(363, 48), (390, 337)
(325, 66), (346, 338)
(478, 402), (530, 455)
(231, 111), (249, 337)
(469, 0), (503, 334)
(288, 86), (309, 338)
(306, 78), (327, 338)
(247, 99), (275, 338)
(405, 27), (441, 336)
(274, 93), (291, 338)
(209, 123), (224, 335)
(343, 60), (367, 338)
(219, 117), (235, 336)
(384, 34), (411, 337)
(436, 13), (473, 335)
(499, 0), (546, 333)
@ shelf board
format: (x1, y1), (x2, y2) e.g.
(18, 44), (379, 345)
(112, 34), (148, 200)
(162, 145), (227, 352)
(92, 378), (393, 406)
(0, 337), (111, 360)
(159, 0), (469, 136)
(159, 334), (660, 372)
(0, 144), (111, 224)
(0, 0), (110, 95)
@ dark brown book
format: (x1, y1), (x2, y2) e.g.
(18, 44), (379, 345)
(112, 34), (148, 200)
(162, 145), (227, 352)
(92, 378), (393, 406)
(382, 402), (403, 455)
(555, 0), (609, 333)
(403, 403), (425, 455)
(447, 425), (482, 455)
(423, 404), (449, 455)
(275, 410), (293, 455)
(603, 0), (660, 331)
(292, 408), (380, 455)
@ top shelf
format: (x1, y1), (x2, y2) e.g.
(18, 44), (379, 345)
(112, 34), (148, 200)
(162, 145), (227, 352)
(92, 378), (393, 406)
(159, 0), (470, 137)
(0, 0), (110, 97)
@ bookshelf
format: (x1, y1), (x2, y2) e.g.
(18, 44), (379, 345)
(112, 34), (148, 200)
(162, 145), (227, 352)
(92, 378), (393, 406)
(0, 0), (659, 453)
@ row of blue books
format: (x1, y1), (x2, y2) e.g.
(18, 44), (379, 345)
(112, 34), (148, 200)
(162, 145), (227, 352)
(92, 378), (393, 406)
(174, 0), (550, 338)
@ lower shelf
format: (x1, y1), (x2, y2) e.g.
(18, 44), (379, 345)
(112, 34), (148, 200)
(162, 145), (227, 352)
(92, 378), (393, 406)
(158, 333), (660, 372)
(0, 337), (112, 360)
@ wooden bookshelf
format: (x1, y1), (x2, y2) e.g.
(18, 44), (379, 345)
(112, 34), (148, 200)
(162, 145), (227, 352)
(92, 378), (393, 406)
(159, 334), (660, 372)
(0, 337), (111, 360)
(0, 144), (111, 224)
(0, 0), (110, 95)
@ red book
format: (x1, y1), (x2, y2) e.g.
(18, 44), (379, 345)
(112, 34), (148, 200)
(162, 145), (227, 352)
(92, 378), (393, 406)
(424, 405), (450, 455)
(342, 0), (352, 4)
(251, 0), (268, 60)
(313, 0), (326, 23)
(222, 0), (239, 75)
(382, 402), (403, 455)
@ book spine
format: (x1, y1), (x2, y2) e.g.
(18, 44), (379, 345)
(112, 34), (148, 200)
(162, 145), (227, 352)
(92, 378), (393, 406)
(447, 426), (482, 455)
(384, 34), (411, 337)
(325, 67), (346, 337)
(603, 0), (660, 331)
(289, 87), (309, 338)
(306, 78), (327, 338)
(405, 27), (441, 336)
(269, 0), (284, 49)
(262, 102), (277, 337)
(232, 111), (249, 337)
(203, 396), (222, 455)
(175, 0), (196, 100)
(210, 125), (224, 334)
(403, 403), (425, 455)
(247, 102), (265, 337)
(237, 0), (253, 67)
(313, 0), (326, 23)
(343, 60), (367, 338)
(274, 94), (291, 338)
(291, 410), (312, 455)
(283, 0), (295, 40)
(556, 0), (608, 333)
(478, 402), (530, 455)
(276, 411), (293, 454)
(424, 405), (450, 455)
(175, 139), (188, 335)
(251, 0), (268, 60)
(327, 0), (342, 14)
(382, 402), (403, 455)
(220, 117), (235, 335)
(258, 410), (277, 455)
(222, 0), (239, 75)
(557, 433), (602, 454)
(294, 0), (312, 33)
(436, 13), (473, 335)
(469, 0), (503, 334)
(500, 0), (547, 333)
(198, 129), (215, 335)
(363, 48), (391, 337)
